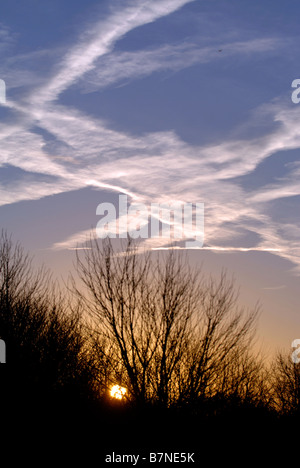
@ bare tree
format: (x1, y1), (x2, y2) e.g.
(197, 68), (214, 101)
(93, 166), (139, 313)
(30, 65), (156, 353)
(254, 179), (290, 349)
(74, 236), (262, 408)
(0, 230), (97, 410)
(271, 351), (300, 415)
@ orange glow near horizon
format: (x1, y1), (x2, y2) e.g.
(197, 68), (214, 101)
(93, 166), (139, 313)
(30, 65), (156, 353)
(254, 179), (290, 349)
(110, 384), (127, 400)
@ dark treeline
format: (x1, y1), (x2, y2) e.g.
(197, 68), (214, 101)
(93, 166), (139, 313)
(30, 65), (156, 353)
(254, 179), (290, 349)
(0, 231), (298, 461)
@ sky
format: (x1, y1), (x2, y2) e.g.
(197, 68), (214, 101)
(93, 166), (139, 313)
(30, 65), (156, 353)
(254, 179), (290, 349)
(1, 0), (300, 357)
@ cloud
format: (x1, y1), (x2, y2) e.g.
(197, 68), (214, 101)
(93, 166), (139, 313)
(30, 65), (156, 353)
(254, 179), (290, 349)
(1, 0), (300, 273)
(0, 23), (16, 53)
(26, 0), (196, 105)
(1, 48), (64, 92)
(40, 99), (300, 270)
(52, 229), (93, 251)
(79, 38), (280, 93)
(3, 96), (300, 270)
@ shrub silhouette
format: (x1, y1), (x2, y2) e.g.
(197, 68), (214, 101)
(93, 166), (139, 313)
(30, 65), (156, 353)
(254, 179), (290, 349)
(0, 231), (96, 422)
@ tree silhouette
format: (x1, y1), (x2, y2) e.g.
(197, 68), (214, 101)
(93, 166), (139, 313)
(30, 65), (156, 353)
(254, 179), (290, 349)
(272, 351), (300, 415)
(74, 236), (263, 411)
(0, 230), (96, 420)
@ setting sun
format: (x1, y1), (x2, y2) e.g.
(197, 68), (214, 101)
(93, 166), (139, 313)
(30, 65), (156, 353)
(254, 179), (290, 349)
(110, 385), (127, 400)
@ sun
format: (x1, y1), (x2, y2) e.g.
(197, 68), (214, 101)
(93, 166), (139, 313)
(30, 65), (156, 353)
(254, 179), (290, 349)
(110, 384), (127, 400)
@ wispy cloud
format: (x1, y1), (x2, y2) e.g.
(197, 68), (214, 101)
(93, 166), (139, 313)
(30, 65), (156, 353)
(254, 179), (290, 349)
(27, 0), (196, 105)
(0, 23), (16, 53)
(40, 99), (300, 270)
(80, 38), (280, 93)
(52, 229), (93, 251)
(1, 0), (300, 274)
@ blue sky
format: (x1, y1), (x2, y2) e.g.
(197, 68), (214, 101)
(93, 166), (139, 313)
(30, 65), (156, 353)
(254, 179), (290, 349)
(1, 0), (300, 355)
